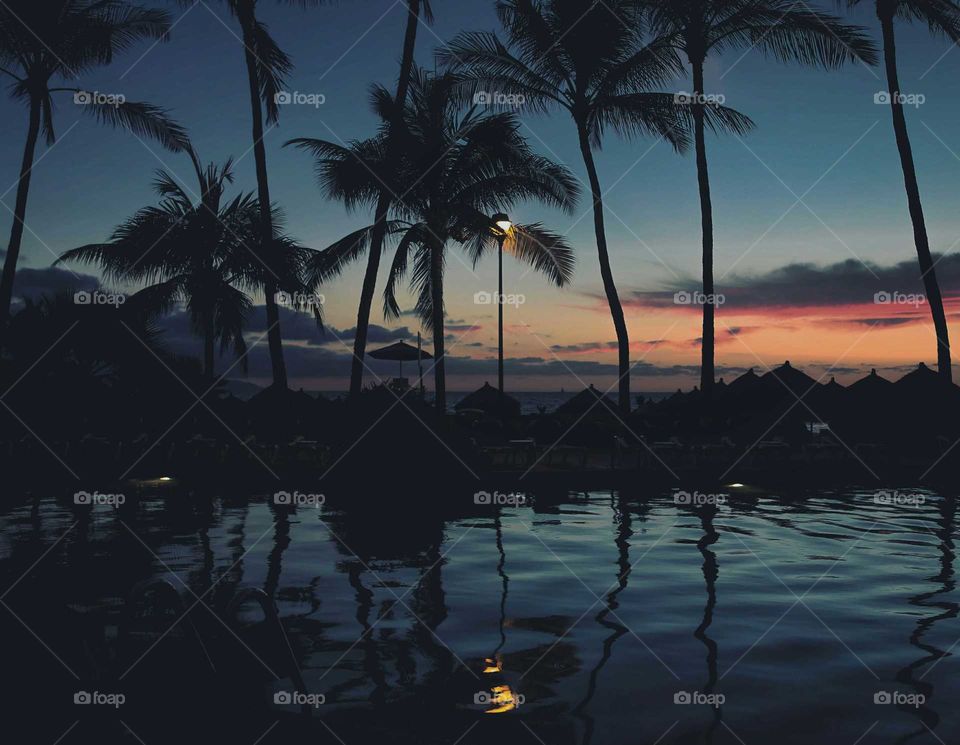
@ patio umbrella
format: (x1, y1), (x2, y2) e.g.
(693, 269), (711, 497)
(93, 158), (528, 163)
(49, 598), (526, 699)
(369, 340), (433, 379)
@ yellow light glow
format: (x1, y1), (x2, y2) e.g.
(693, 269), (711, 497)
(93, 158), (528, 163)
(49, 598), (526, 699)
(482, 657), (502, 674)
(484, 685), (520, 714)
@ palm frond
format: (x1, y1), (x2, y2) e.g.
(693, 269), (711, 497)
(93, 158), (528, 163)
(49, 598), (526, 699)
(76, 97), (191, 151)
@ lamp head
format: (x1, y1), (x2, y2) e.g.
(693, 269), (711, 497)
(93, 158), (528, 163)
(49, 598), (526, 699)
(492, 212), (512, 234)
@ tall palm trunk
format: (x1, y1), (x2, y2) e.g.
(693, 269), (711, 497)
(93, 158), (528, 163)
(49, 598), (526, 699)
(577, 123), (630, 414)
(349, 0), (421, 398)
(880, 14), (952, 381)
(239, 8), (288, 389)
(430, 238), (446, 412)
(203, 315), (215, 381)
(0, 93), (42, 342)
(692, 60), (716, 395)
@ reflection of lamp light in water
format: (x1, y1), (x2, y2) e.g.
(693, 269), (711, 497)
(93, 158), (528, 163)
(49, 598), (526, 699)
(485, 684), (521, 714)
(482, 656), (502, 674)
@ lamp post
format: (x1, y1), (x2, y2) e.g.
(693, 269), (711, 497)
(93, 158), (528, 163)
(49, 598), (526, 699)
(492, 213), (512, 393)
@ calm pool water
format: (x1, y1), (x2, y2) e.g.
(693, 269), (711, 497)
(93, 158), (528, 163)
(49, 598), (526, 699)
(2, 488), (958, 744)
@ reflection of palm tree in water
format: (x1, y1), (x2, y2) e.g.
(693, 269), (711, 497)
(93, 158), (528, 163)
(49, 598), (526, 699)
(494, 514), (510, 659)
(574, 493), (634, 745)
(345, 561), (389, 705)
(263, 504), (290, 600)
(893, 496), (957, 743)
(410, 539), (452, 684)
(695, 504), (722, 742)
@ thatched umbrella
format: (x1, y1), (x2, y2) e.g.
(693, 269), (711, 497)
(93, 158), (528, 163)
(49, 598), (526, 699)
(455, 382), (521, 419)
(555, 384), (616, 419)
(726, 368), (765, 398)
(849, 368), (892, 399)
(810, 376), (847, 416)
(761, 361), (818, 397)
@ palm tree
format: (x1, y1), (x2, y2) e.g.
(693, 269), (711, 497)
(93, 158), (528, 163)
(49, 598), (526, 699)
(0, 0), (190, 344)
(846, 0), (960, 381)
(58, 148), (319, 380)
(644, 0), (878, 395)
(292, 70), (579, 410)
(203, 0), (328, 389)
(439, 0), (692, 413)
(348, 0), (433, 399)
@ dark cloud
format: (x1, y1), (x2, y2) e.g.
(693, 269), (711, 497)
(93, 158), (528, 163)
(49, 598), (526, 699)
(620, 254), (960, 312)
(550, 341), (618, 354)
(550, 339), (672, 354)
(11, 266), (100, 306)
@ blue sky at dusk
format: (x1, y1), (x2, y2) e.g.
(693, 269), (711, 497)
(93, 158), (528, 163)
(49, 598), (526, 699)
(4, 0), (960, 391)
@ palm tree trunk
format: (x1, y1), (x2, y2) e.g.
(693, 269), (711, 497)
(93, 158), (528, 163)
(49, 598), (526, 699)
(203, 319), (215, 380)
(880, 15), (952, 381)
(577, 124), (630, 414)
(430, 238), (446, 413)
(693, 61), (716, 396)
(240, 9), (288, 389)
(349, 0), (421, 398)
(0, 94), (42, 342)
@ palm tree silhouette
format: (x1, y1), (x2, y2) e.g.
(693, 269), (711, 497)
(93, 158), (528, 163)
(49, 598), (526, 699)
(440, 0), (691, 414)
(645, 0), (877, 395)
(202, 0), (328, 390)
(347, 0), (433, 400)
(58, 148), (320, 380)
(291, 70), (578, 410)
(0, 0), (190, 344)
(848, 0), (960, 381)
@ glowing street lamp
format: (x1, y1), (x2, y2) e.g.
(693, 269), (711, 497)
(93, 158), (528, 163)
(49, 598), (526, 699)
(492, 213), (512, 393)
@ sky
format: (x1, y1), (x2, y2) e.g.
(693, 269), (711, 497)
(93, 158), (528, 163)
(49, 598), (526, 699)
(4, 0), (960, 392)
